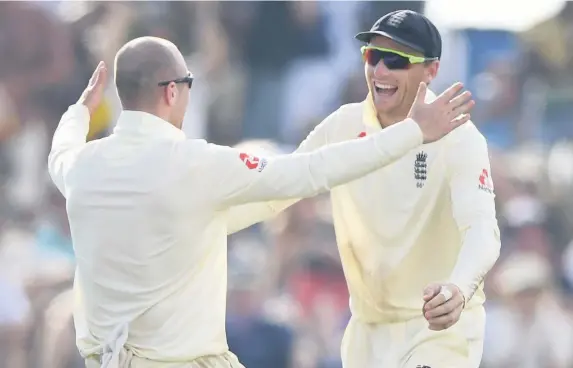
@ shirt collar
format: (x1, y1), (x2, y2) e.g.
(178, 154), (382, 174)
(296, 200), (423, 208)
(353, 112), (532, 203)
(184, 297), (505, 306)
(113, 110), (186, 141)
(363, 92), (380, 129)
(362, 88), (438, 130)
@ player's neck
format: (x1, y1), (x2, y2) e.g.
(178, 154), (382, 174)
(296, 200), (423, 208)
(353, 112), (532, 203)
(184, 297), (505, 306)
(377, 111), (407, 129)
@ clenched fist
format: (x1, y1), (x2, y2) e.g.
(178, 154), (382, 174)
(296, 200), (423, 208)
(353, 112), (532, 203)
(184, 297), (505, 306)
(422, 283), (466, 331)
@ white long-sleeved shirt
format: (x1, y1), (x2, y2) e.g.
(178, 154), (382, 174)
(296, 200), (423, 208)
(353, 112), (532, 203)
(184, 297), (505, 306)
(228, 93), (501, 323)
(47, 104), (425, 363)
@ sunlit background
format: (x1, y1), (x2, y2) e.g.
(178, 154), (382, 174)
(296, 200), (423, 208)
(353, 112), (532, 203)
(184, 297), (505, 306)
(1, 1), (573, 367)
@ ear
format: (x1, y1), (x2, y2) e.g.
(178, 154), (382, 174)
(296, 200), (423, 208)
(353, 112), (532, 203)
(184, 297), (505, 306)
(163, 82), (178, 107)
(425, 60), (440, 84)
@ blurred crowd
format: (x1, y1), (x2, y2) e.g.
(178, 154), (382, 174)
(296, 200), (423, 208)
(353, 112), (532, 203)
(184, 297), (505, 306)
(0, 1), (572, 368)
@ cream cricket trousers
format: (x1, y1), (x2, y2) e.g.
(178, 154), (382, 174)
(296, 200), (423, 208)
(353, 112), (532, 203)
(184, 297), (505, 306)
(341, 306), (485, 368)
(85, 351), (245, 368)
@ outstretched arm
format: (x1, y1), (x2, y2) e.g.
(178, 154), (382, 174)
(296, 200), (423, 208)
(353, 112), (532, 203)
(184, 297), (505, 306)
(226, 110), (334, 234)
(203, 118), (423, 209)
(225, 81), (474, 234)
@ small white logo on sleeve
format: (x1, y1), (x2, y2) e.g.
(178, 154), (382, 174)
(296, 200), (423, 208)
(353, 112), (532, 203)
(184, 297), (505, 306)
(257, 158), (268, 172)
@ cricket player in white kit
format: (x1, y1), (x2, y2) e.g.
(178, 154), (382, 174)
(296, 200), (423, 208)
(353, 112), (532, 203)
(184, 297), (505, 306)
(226, 11), (501, 368)
(47, 36), (474, 368)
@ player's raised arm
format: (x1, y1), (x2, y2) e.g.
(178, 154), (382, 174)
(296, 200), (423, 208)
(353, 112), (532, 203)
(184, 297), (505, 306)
(201, 82), (474, 209)
(48, 61), (107, 197)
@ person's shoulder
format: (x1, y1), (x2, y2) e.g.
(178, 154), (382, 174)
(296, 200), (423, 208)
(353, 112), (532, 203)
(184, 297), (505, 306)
(73, 136), (112, 162)
(179, 137), (210, 149)
(446, 120), (487, 147)
(335, 102), (364, 119)
(425, 88), (486, 145)
(316, 102), (365, 140)
(317, 102), (363, 126)
(441, 120), (491, 162)
(176, 138), (216, 158)
(177, 138), (238, 166)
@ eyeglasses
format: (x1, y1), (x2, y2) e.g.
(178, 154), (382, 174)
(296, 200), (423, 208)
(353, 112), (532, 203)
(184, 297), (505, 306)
(361, 46), (438, 70)
(158, 72), (194, 89)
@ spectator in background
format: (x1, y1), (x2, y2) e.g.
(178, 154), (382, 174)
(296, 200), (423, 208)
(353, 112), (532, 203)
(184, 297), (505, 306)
(519, 2), (573, 89)
(0, 1), (112, 146)
(280, 2), (332, 143)
(545, 141), (573, 262)
(0, 218), (34, 368)
(0, 2), (75, 212)
(32, 187), (78, 368)
(0, 3), (112, 213)
(226, 274), (294, 368)
(38, 3), (112, 141)
(483, 252), (573, 368)
(238, 2), (299, 141)
(563, 239), (573, 297)
(0, 2), (74, 128)
(339, 71), (369, 106)
(0, 2), (572, 367)
(471, 55), (520, 149)
(0, 272), (30, 368)
(228, 139), (348, 368)
(194, 3), (246, 145)
(517, 2), (573, 142)
(34, 187), (74, 262)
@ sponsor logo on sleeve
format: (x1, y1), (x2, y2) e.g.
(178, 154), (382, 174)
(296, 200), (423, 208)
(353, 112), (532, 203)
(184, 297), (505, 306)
(239, 152), (267, 172)
(478, 168), (494, 193)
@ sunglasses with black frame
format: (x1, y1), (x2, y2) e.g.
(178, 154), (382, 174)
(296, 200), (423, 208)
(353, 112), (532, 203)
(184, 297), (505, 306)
(157, 72), (194, 89)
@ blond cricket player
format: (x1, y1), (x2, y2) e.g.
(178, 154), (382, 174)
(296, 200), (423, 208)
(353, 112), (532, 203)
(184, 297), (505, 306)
(47, 36), (474, 368)
(226, 10), (501, 368)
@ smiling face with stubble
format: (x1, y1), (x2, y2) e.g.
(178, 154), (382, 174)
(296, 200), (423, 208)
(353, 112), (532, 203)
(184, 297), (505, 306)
(364, 36), (440, 120)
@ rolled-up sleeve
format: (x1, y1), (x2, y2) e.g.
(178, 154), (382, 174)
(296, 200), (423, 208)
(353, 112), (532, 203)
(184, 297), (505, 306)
(47, 104), (90, 197)
(198, 118), (423, 209)
(447, 125), (501, 303)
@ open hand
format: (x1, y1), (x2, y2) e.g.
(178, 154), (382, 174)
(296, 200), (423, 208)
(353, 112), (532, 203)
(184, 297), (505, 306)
(77, 61), (108, 115)
(408, 82), (475, 143)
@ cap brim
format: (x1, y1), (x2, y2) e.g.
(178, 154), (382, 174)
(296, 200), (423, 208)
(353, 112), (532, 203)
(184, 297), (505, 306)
(355, 31), (426, 55)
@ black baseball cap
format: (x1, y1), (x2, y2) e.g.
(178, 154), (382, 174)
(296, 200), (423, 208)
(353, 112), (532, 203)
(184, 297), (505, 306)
(355, 10), (442, 59)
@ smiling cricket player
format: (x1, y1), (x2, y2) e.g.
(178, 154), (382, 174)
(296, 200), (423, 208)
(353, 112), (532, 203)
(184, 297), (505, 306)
(47, 35), (473, 368)
(226, 10), (501, 368)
